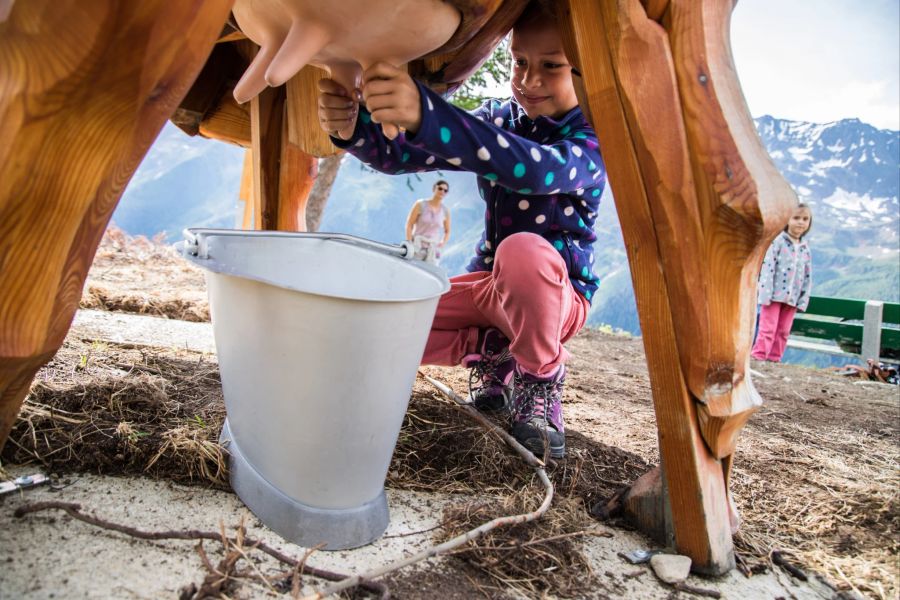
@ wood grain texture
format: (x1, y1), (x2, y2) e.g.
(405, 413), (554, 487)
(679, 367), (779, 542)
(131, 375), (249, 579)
(601, 0), (710, 402)
(239, 149), (254, 228)
(560, 0), (734, 574)
(250, 85), (284, 230)
(665, 0), (797, 456)
(285, 65), (340, 157)
(169, 44), (232, 136)
(0, 0), (232, 449)
(199, 88), (252, 147)
(276, 137), (317, 232)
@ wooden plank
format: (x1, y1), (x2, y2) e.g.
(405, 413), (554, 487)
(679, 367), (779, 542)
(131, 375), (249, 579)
(806, 296), (867, 320)
(250, 85), (285, 230)
(199, 84), (252, 147)
(806, 296), (900, 325)
(881, 328), (900, 353)
(791, 317), (863, 345)
(884, 302), (900, 325)
(0, 0), (231, 449)
(560, 0), (733, 574)
(169, 43), (231, 136)
(791, 318), (900, 356)
(285, 65), (340, 157)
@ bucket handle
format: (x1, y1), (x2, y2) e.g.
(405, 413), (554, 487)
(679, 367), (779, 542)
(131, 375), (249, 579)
(181, 228), (415, 261)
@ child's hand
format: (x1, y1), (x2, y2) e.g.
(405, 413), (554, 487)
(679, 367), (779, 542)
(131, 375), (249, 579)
(317, 78), (360, 141)
(362, 62), (422, 140)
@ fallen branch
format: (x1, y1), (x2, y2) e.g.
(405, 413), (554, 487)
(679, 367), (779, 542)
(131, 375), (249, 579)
(672, 581), (722, 598)
(771, 549), (808, 581)
(298, 372), (556, 600)
(13, 501), (389, 598)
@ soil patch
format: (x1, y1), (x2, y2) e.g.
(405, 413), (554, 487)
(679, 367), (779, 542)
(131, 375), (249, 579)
(80, 225), (210, 322)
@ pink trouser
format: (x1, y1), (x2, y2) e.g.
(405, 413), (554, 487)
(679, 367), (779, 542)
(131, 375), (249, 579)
(751, 301), (798, 362)
(421, 232), (590, 377)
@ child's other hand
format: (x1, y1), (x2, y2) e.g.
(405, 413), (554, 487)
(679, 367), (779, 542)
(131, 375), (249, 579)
(362, 62), (422, 140)
(317, 78), (360, 140)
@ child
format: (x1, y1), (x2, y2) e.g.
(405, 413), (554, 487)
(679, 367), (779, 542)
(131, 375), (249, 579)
(751, 203), (813, 362)
(406, 180), (452, 264)
(317, 1), (605, 458)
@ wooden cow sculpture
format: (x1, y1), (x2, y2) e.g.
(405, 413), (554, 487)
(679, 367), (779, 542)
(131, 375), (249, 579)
(0, 0), (797, 574)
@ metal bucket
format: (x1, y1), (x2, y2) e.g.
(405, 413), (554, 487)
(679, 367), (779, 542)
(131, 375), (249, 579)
(179, 229), (449, 549)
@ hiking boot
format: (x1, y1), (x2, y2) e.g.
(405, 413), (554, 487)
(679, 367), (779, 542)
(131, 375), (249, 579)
(462, 328), (515, 413)
(510, 365), (566, 459)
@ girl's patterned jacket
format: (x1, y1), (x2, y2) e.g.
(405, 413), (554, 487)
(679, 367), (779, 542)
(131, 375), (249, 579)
(331, 82), (607, 303)
(757, 231), (813, 311)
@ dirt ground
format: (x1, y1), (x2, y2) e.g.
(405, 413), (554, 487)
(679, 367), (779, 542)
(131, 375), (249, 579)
(1, 228), (897, 599)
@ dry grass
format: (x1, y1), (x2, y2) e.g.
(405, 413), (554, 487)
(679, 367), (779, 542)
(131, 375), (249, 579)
(80, 225), (209, 322)
(2, 343), (646, 599)
(439, 491), (606, 598)
(731, 409), (899, 599)
(3, 340), (228, 487)
(384, 377), (655, 599)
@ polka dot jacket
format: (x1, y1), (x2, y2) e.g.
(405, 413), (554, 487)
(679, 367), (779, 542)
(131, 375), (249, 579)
(757, 231), (813, 311)
(331, 81), (607, 303)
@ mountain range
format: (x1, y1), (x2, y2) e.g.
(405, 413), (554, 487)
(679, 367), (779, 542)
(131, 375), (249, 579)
(113, 116), (899, 335)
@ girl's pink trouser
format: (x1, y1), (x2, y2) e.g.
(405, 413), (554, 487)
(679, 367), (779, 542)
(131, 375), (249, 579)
(751, 301), (798, 362)
(421, 232), (590, 377)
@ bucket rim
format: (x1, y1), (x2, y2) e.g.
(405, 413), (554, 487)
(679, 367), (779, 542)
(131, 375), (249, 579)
(177, 228), (450, 303)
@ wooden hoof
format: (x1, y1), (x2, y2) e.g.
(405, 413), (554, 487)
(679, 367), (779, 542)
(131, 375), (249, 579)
(596, 466), (673, 547)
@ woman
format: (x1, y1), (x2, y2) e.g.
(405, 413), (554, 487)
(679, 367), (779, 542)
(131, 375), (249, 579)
(405, 179), (451, 264)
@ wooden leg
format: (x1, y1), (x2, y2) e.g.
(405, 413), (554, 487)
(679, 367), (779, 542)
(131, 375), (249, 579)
(277, 140), (318, 232)
(239, 149), (256, 229)
(0, 0), (232, 450)
(663, 0), (796, 458)
(561, 0), (734, 573)
(560, 0), (800, 572)
(250, 85), (285, 230)
(249, 82), (319, 232)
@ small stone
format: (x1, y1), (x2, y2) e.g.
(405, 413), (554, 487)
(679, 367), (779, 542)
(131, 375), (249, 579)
(650, 553), (692, 584)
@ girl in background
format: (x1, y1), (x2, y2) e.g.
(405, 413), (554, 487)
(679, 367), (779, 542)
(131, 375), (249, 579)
(752, 203), (813, 362)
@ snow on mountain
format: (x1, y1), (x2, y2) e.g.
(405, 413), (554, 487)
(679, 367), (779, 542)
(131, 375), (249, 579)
(755, 115), (898, 229)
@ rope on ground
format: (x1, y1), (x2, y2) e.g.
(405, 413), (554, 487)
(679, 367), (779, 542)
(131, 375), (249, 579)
(300, 371), (555, 600)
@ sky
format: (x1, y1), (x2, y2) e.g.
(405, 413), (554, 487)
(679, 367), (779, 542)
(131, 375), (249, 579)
(731, 0), (899, 130)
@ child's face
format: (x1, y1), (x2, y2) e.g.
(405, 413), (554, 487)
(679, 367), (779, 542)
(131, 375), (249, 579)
(509, 21), (579, 120)
(787, 208), (811, 238)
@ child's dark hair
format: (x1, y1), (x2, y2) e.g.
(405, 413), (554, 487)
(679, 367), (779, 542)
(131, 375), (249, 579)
(784, 202), (813, 238)
(514, 0), (558, 28)
(434, 179), (449, 189)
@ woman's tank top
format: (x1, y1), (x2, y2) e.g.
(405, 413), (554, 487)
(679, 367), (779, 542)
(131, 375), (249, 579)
(412, 200), (446, 241)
